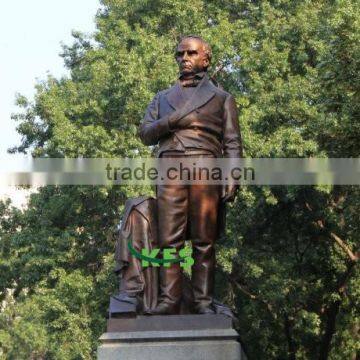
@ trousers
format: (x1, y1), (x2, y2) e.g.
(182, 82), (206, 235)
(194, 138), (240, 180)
(156, 153), (221, 311)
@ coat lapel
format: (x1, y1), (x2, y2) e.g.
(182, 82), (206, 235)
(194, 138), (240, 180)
(165, 82), (186, 110)
(182, 75), (216, 115)
(165, 74), (216, 118)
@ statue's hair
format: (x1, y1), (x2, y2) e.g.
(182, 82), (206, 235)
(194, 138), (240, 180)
(177, 35), (212, 64)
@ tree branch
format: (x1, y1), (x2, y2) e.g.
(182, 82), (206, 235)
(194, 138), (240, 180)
(227, 274), (276, 318)
(315, 219), (359, 263)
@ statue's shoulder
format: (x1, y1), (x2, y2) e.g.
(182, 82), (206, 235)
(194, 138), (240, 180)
(208, 78), (232, 97)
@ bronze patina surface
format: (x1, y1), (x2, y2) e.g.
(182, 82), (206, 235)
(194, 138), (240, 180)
(138, 36), (243, 315)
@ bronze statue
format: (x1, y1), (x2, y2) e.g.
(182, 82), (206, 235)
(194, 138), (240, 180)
(138, 35), (243, 315)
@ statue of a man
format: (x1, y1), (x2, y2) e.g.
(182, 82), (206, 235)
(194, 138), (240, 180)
(139, 35), (243, 315)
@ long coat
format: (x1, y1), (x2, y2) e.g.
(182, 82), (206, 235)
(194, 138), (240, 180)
(138, 74), (243, 240)
(138, 73), (243, 159)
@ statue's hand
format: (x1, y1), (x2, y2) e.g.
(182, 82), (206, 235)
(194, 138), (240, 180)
(221, 184), (239, 203)
(168, 110), (184, 129)
(169, 109), (199, 130)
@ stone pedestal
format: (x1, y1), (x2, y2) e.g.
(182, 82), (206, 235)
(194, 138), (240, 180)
(98, 314), (247, 360)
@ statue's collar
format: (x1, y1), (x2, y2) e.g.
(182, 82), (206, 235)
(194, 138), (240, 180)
(166, 73), (216, 114)
(178, 71), (206, 86)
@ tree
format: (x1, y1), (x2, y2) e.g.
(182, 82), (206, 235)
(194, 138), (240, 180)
(1, 0), (359, 358)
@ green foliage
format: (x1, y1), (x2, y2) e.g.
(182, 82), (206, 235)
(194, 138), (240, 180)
(1, 0), (359, 358)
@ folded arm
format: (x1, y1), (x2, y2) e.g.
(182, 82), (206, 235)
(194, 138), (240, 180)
(138, 93), (175, 146)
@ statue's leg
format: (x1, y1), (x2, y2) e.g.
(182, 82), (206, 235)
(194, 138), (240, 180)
(156, 183), (188, 313)
(189, 183), (221, 313)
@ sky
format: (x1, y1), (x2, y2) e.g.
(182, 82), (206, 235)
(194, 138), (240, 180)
(0, 0), (100, 206)
(0, 0), (100, 156)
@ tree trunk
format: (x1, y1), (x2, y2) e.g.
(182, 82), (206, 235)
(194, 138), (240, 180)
(318, 262), (356, 360)
(284, 314), (296, 360)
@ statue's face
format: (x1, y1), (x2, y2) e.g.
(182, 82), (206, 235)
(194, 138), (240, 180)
(175, 38), (209, 75)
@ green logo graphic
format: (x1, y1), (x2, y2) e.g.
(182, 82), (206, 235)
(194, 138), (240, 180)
(127, 241), (194, 270)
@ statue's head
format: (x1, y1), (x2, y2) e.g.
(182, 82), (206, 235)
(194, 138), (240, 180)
(175, 35), (212, 76)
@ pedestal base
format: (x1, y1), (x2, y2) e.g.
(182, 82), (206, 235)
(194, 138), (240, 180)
(98, 315), (247, 360)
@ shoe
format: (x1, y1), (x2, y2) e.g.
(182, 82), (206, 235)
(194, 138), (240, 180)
(149, 302), (179, 315)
